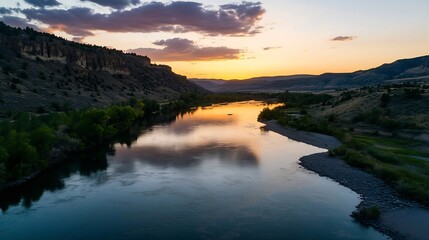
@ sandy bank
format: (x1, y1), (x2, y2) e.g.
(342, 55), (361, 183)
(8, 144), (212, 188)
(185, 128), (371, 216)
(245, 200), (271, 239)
(263, 120), (429, 240)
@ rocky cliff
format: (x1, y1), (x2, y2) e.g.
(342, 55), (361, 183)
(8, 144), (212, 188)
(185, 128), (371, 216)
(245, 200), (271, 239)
(0, 22), (204, 113)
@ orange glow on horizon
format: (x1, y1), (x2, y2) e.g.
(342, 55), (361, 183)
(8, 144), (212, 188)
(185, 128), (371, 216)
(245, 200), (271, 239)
(45, 0), (429, 81)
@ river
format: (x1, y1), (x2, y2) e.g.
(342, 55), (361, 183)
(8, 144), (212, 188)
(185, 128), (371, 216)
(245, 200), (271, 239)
(0, 101), (388, 239)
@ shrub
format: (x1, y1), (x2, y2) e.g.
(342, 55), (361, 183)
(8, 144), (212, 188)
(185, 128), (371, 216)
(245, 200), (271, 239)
(18, 71), (28, 79)
(36, 106), (46, 114)
(328, 114), (336, 122)
(352, 206), (381, 221)
(38, 72), (46, 80)
(343, 150), (373, 170)
(2, 65), (13, 75)
(51, 101), (61, 111)
(11, 78), (21, 84)
(403, 88), (422, 99)
(4, 130), (39, 179)
(352, 108), (381, 124)
(0, 146), (8, 186)
(380, 93), (390, 108)
(329, 146), (347, 157)
(278, 91), (333, 108)
(395, 180), (429, 205)
(30, 125), (55, 160)
(72, 109), (109, 145)
(258, 107), (276, 121)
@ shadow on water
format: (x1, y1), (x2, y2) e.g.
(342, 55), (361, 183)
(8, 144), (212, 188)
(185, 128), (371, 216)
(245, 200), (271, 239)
(0, 148), (110, 212)
(0, 108), (197, 213)
(0, 104), (262, 213)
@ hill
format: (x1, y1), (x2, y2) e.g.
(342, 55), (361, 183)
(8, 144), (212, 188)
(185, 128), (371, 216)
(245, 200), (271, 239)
(0, 22), (204, 114)
(258, 83), (429, 207)
(191, 56), (429, 92)
(188, 79), (227, 92)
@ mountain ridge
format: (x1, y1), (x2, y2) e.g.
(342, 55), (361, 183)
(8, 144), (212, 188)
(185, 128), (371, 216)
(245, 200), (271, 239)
(191, 55), (429, 92)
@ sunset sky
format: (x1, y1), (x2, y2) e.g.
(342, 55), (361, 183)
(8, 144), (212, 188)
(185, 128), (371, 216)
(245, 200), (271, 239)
(1, 0), (429, 79)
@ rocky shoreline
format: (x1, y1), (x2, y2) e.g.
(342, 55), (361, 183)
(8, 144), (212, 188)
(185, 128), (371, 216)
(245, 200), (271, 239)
(263, 120), (429, 240)
(300, 153), (422, 240)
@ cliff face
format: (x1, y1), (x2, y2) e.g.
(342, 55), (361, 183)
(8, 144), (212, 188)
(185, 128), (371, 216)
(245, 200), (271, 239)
(0, 33), (150, 74)
(0, 23), (204, 113)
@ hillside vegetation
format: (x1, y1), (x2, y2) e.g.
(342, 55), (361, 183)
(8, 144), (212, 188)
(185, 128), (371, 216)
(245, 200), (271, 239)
(259, 83), (429, 206)
(0, 99), (147, 188)
(0, 22), (203, 115)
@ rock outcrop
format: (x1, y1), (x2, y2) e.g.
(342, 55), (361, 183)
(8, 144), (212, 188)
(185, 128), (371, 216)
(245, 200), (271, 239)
(0, 22), (204, 113)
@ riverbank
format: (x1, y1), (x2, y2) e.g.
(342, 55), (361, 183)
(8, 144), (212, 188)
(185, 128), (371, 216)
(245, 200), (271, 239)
(263, 120), (429, 240)
(262, 120), (341, 149)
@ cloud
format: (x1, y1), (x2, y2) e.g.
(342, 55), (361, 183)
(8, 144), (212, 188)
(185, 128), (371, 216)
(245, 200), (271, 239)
(127, 38), (241, 61)
(0, 16), (41, 31)
(24, 0), (61, 8)
(72, 36), (86, 42)
(331, 36), (356, 41)
(80, 0), (140, 9)
(263, 46), (281, 51)
(46, 23), (95, 37)
(0, 7), (12, 14)
(21, 1), (265, 37)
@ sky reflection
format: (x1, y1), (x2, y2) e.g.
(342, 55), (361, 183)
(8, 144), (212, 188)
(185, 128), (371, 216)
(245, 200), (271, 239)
(0, 101), (388, 240)
(111, 101), (276, 170)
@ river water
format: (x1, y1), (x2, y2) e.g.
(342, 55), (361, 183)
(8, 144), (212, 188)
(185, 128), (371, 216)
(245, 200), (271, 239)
(0, 101), (388, 239)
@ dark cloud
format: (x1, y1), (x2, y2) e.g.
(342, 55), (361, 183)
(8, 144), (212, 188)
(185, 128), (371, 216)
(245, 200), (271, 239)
(331, 36), (356, 41)
(0, 7), (12, 15)
(21, 1), (265, 37)
(127, 38), (241, 62)
(0, 16), (41, 31)
(24, 0), (61, 8)
(81, 0), (140, 9)
(263, 46), (281, 51)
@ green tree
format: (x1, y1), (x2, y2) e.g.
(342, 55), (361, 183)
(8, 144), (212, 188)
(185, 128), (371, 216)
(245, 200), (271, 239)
(258, 107), (276, 121)
(0, 146), (8, 186)
(108, 106), (138, 131)
(380, 93), (390, 108)
(30, 125), (55, 161)
(73, 109), (109, 145)
(4, 130), (38, 179)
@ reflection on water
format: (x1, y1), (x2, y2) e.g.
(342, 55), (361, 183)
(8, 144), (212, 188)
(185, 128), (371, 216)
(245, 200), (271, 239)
(113, 143), (259, 168)
(0, 101), (388, 240)
(0, 149), (110, 212)
(114, 103), (265, 169)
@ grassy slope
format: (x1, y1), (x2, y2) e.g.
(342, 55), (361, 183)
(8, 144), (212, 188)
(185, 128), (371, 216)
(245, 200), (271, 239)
(0, 23), (203, 114)
(259, 85), (429, 206)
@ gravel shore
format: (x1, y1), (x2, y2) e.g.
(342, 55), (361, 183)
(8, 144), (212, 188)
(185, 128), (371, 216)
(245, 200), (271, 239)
(263, 120), (429, 240)
(262, 120), (341, 149)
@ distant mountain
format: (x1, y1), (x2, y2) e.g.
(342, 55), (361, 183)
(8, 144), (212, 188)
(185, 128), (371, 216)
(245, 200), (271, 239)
(188, 79), (227, 92)
(0, 22), (204, 113)
(191, 56), (429, 92)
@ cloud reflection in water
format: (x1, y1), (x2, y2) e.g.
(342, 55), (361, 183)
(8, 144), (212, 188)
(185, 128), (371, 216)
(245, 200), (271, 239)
(111, 101), (270, 171)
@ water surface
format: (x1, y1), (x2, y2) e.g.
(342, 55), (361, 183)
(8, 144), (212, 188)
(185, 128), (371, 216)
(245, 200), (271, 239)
(0, 101), (388, 239)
